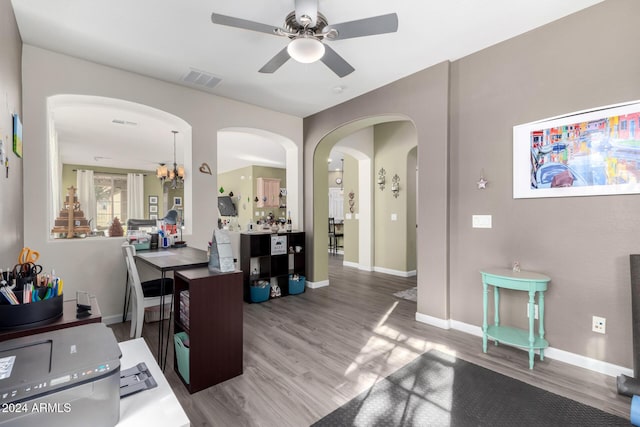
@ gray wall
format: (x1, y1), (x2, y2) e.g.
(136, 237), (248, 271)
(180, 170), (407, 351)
(305, 0), (640, 368)
(449, 0), (640, 366)
(0, 3), (23, 262)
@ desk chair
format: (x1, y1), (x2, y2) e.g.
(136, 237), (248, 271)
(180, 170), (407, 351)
(121, 243), (174, 338)
(328, 217), (344, 254)
(161, 209), (179, 225)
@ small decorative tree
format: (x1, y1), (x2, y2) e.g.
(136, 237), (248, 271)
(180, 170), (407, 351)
(109, 217), (124, 237)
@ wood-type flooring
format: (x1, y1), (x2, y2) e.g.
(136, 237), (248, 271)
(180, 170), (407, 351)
(109, 255), (631, 426)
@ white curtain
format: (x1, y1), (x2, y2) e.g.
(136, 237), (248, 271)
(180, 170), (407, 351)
(127, 173), (145, 220)
(76, 169), (97, 230)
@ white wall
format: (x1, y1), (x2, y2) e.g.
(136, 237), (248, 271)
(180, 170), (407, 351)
(22, 45), (302, 321)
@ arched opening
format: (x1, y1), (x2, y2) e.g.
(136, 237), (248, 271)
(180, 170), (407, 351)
(47, 94), (193, 237)
(216, 127), (301, 231)
(310, 115), (417, 288)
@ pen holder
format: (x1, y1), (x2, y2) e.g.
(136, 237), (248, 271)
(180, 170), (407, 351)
(0, 292), (63, 329)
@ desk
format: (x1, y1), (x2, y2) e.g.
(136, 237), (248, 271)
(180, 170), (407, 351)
(118, 338), (190, 427)
(134, 246), (209, 369)
(0, 296), (101, 342)
(481, 268), (551, 369)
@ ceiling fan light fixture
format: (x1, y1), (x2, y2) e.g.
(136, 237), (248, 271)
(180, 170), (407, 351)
(287, 37), (325, 64)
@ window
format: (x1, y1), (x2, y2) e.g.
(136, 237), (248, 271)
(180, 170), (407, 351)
(94, 174), (128, 230)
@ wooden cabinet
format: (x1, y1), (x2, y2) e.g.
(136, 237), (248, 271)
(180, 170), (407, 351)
(240, 231), (305, 302)
(256, 177), (281, 208)
(173, 267), (243, 393)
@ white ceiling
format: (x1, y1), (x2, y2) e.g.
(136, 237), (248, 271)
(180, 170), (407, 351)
(11, 0), (603, 118)
(11, 0), (603, 173)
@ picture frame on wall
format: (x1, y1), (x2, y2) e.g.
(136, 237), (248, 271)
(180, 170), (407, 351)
(12, 114), (22, 158)
(149, 205), (158, 213)
(149, 195), (158, 205)
(173, 196), (182, 207)
(513, 100), (640, 199)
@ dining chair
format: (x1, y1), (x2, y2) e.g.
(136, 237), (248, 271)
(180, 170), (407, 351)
(328, 217), (344, 254)
(121, 243), (174, 338)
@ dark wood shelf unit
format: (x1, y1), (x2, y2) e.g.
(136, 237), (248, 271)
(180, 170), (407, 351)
(173, 267), (243, 394)
(240, 231), (306, 302)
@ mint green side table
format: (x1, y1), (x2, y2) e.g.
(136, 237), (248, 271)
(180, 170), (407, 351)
(481, 268), (551, 369)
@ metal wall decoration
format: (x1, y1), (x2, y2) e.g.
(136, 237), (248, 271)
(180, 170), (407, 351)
(391, 174), (400, 198)
(348, 191), (355, 213)
(378, 168), (386, 190)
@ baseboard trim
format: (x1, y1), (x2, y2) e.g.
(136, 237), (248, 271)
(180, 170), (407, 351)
(415, 314), (632, 377)
(342, 261), (375, 272)
(102, 314), (124, 325)
(307, 279), (330, 289)
(415, 312), (451, 330)
(374, 266), (416, 278)
(342, 261), (359, 269)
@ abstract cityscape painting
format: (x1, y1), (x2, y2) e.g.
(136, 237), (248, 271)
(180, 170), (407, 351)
(513, 100), (640, 198)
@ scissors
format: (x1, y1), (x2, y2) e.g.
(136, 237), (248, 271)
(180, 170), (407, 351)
(12, 262), (42, 279)
(18, 247), (40, 265)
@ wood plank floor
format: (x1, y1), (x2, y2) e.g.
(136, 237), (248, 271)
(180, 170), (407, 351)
(109, 255), (631, 426)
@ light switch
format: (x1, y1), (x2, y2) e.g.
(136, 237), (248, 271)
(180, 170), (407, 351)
(355, 213), (359, 220)
(391, 213), (398, 221)
(472, 215), (492, 228)
(345, 213), (352, 220)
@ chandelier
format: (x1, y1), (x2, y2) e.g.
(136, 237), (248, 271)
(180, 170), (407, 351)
(156, 130), (185, 189)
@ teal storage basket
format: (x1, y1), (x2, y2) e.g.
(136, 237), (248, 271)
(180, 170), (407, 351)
(250, 282), (270, 303)
(288, 275), (305, 295)
(174, 332), (190, 384)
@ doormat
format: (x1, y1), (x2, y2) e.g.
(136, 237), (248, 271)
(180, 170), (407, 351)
(312, 349), (627, 426)
(393, 287), (417, 302)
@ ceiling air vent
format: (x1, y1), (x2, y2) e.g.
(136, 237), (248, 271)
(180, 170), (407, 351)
(112, 119), (137, 126)
(182, 68), (222, 89)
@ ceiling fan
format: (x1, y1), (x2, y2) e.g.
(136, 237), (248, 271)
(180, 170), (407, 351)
(211, 0), (398, 78)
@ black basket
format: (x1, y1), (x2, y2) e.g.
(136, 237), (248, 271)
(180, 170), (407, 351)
(0, 290), (63, 329)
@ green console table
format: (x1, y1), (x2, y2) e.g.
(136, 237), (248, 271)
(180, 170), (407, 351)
(481, 268), (551, 369)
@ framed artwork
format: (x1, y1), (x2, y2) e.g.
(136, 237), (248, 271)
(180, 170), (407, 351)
(149, 195), (158, 205)
(149, 205), (158, 213)
(12, 114), (22, 158)
(173, 196), (182, 206)
(150, 214), (158, 220)
(513, 100), (640, 198)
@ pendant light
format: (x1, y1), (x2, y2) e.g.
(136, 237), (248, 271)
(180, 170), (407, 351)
(156, 130), (184, 189)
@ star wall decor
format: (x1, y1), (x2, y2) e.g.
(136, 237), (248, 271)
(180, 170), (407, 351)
(477, 176), (488, 189)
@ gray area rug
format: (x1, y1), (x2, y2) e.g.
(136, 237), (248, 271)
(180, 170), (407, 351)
(393, 287), (417, 302)
(312, 349), (628, 427)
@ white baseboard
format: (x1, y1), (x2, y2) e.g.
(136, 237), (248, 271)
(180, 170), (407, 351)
(415, 312), (451, 330)
(342, 261), (375, 272)
(307, 279), (329, 289)
(374, 266), (416, 277)
(343, 261), (360, 269)
(102, 313), (124, 325)
(415, 313), (633, 378)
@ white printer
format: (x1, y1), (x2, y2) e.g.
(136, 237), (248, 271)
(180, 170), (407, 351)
(0, 323), (121, 427)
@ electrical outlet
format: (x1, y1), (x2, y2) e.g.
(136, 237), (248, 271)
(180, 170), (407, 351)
(592, 316), (606, 334)
(526, 304), (539, 320)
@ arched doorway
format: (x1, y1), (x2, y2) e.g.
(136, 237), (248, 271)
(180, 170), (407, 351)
(310, 115), (417, 288)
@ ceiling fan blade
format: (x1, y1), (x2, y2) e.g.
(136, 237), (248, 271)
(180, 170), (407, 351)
(259, 47), (291, 74)
(320, 45), (355, 78)
(294, 0), (318, 27)
(211, 13), (279, 36)
(325, 13), (398, 40)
